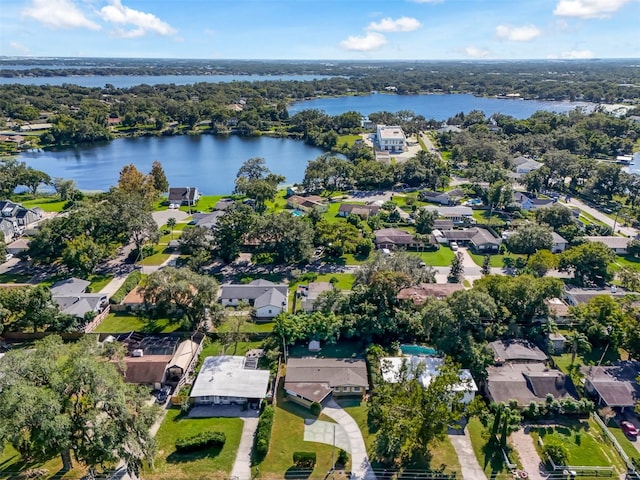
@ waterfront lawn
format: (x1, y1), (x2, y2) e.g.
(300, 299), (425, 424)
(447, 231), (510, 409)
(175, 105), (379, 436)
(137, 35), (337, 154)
(529, 418), (625, 470)
(94, 313), (179, 334)
(411, 247), (456, 266)
(178, 195), (227, 213)
(18, 196), (67, 212)
(337, 134), (362, 147)
(467, 418), (518, 480)
(258, 390), (346, 479)
(147, 409), (243, 480)
(264, 190), (288, 213)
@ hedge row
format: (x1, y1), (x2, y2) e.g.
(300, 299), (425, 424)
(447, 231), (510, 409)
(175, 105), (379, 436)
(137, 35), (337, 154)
(109, 271), (142, 304)
(175, 431), (226, 453)
(253, 406), (274, 462)
(293, 451), (316, 468)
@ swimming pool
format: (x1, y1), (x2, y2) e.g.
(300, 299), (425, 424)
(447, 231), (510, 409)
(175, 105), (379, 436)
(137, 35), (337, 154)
(400, 344), (437, 356)
(291, 210), (305, 217)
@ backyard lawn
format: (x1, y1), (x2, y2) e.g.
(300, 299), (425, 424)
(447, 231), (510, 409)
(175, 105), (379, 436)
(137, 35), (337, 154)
(258, 390), (347, 479)
(337, 134), (362, 147)
(138, 247), (171, 266)
(94, 313), (180, 333)
(467, 418), (519, 480)
(0, 444), (86, 479)
(146, 408), (243, 480)
(18, 196), (67, 212)
(216, 317), (274, 334)
(529, 418), (625, 471)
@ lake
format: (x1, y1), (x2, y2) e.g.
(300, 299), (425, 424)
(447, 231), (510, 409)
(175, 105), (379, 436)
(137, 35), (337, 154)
(0, 74), (335, 88)
(289, 93), (593, 121)
(19, 135), (326, 194)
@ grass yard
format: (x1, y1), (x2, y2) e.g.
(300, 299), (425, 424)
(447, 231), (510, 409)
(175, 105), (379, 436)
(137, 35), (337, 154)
(608, 421), (640, 464)
(18, 196), (67, 212)
(85, 273), (113, 293)
(145, 408), (243, 480)
(0, 272), (33, 283)
(264, 190), (289, 213)
(411, 247), (456, 266)
(467, 417), (518, 480)
(257, 390), (348, 480)
(339, 399), (462, 476)
(614, 254), (640, 272)
(94, 313), (180, 333)
(552, 344), (624, 373)
(337, 134), (362, 147)
(138, 246), (172, 266)
(315, 273), (355, 290)
(320, 201), (344, 223)
(471, 209), (506, 226)
(216, 317), (275, 334)
(0, 444), (87, 479)
(529, 418), (625, 470)
(180, 195), (228, 213)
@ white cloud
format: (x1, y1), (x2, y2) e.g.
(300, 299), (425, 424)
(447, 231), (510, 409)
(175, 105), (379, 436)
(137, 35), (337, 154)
(22, 0), (100, 30)
(464, 46), (489, 58)
(367, 16), (422, 32)
(549, 49), (595, 58)
(340, 32), (387, 51)
(100, 0), (176, 37)
(496, 24), (542, 41)
(554, 0), (632, 18)
(9, 42), (31, 55)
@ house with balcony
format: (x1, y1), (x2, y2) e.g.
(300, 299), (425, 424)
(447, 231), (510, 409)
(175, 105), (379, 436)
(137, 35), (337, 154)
(375, 125), (407, 153)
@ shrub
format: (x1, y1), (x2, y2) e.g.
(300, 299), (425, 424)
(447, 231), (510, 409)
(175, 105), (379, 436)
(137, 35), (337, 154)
(309, 402), (322, 416)
(175, 431), (226, 453)
(253, 406), (274, 462)
(542, 440), (569, 466)
(337, 448), (349, 466)
(293, 451), (316, 468)
(109, 271), (142, 304)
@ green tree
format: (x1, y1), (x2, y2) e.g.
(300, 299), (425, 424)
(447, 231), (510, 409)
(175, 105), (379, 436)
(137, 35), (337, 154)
(149, 160), (169, 194)
(414, 209), (437, 235)
(52, 177), (79, 202)
(566, 330), (591, 366)
(617, 267), (640, 292)
(142, 267), (218, 329)
(315, 220), (360, 257)
(506, 222), (553, 257)
(0, 336), (158, 474)
(535, 204), (575, 230)
(252, 212), (314, 264)
(234, 157), (284, 213)
(487, 180), (512, 217)
(559, 241), (615, 286)
(212, 205), (256, 263)
(448, 251), (464, 283)
(481, 255), (491, 275)
(21, 167), (51, 195)
(526, 249), (559, 277)
(62, 234), (109, 275)
(166, 217), (177, 240)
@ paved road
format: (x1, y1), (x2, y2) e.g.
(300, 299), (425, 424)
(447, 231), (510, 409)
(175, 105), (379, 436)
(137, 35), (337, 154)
(230, 417), (259, 480)
(448, 428), (488, 480)
(323, 399), (376, 480)
(561, 197), (638, 238)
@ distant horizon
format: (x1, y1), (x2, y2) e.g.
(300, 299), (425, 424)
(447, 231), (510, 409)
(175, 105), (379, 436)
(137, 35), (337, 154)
(1, 1), (637, 60)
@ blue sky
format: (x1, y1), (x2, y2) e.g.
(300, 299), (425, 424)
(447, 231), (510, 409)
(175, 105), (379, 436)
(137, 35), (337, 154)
(0, 0), (638, 60)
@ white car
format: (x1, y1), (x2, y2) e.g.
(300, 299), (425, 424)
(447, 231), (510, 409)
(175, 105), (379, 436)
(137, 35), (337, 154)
(450, 242), (459, 251)
(4, 253), (13, 262)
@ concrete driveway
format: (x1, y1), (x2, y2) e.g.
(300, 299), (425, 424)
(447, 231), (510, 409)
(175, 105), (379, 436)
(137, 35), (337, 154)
(448, 428), (487, 480)
(151, 209), (190, 227)
(230, 417), (259, 480)
(304, 418), (351, 452)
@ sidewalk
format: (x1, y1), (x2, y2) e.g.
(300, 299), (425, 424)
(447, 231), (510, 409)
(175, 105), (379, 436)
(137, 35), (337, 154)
(99, 273), (129, 297)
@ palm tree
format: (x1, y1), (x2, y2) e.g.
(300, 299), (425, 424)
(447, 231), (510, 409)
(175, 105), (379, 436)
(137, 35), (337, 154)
(566, 330), (591, 366)
(166, 217), (176, 241)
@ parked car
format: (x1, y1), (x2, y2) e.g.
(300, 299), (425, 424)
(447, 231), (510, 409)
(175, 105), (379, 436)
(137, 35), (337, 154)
(621, 420), (638, 438)
(450, 241), (459, 251)
(156, 386), (171, 404)
(4, 253), (13, 262)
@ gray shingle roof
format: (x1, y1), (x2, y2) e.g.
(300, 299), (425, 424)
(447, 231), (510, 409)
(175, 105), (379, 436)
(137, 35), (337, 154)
(254, 288), (287, 309)
(490, 339), (547, 362)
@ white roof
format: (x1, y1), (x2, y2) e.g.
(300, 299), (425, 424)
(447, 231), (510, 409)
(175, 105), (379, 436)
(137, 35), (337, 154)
(380, 356), (477, 393)
(422, 205), (473, 217)
(377, 125), (406, 140)
(190, 356), (270, 399)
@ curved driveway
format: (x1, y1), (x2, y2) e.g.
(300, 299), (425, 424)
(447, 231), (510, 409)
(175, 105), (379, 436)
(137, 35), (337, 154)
(323, 399), (376, 480)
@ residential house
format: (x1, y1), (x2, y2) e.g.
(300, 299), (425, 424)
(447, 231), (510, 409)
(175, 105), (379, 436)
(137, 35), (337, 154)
(214, 198), (236, 211)
(490, 339), (548, 364)
(286, 195), (328, 213)
(545, 298), (572, 323)
(189, 356), (270, 407)
(397, 283), (464, 305)
(551, 231), (568, 253)
(192, 211), (224, 229)
(297, 282), (333, 313)
(513, 156), (543, 174)
(433, 219), (455, 230)
(219, 280), (288, 319)
(0, 200), (43, 240)
(437, 124), (463, 134)
(548, 333), (567, 355)
(565, 286), (628, 306)
(6, 238), (29, 256)
(581, 362), (640, 410)
(422, 205), (474, 224)
(584, 236), (629, 254)
(0, 218), (14, 243)
(50, 277), (108, 321)
(512, 192), (554, 211)
(121, 286), (145, 312)
(439, 227), (501, 253)
(485, 362), (577, 406)
(284, 358), (369, 408)
(374, 228), (417, 250)
(338, 203), (380, 218)
(168, 187), (200, 206)
(419, 188), (465, 206)
(375, 125), (407, 153)
(381, 356), (477, 404)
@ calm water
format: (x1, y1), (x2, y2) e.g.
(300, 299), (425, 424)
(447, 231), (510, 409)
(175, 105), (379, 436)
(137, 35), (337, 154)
(289, 93), (593, 120)
(19, 135), (325, 194)
(0, 74), (334, 88)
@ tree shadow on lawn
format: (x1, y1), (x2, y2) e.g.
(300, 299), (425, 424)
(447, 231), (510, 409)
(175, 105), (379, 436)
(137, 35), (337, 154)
(166, 446), (223, 464)
(284, 466), (312, 479)
(481, 441), (510, 477)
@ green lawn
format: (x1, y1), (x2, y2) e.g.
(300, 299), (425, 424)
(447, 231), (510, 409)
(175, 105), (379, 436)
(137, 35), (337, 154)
(0, 272), (33, 284)
(467, 417), (518, 480)
(85, 273), (113, 293)
(608, 422), (640, 463)
(0, 443), (86, 479)
(411, 247), (456, 266)
(180, 195), (228, 213)
(529, 418), (625, 470)
(94, 313), (180, 333)
(471, 209), (506, 226)
(614, 254), (640, 272)
(216, 317), (275, 334)
(264, 190), (288, 213)
(320, 201), (344, 223)
(138, 246), (172, 266)
(337, 134), (362, 147)
(18, 196), (67, 212)
(339, 399), (461, 476)
(146, 408), (243, 480)
(315, 273), (355, 290)
(258, 390), (347, 479)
